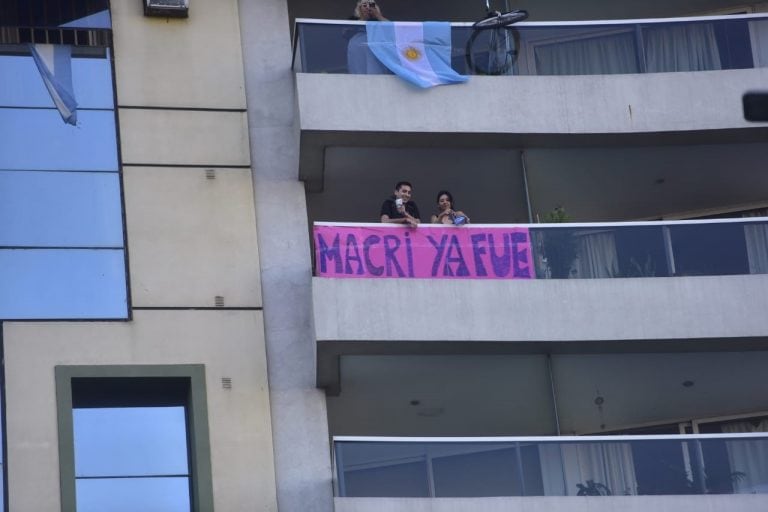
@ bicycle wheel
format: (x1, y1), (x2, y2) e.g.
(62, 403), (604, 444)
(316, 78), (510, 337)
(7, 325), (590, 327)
(465, 26), (520, 75)
(473, 9), (529, 30)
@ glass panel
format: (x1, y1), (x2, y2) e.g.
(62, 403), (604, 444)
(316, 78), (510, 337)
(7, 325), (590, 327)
(295, 16), (766, 76)
(670, 223), (749, 276)
(0, 53), (114, 108)
(0, 171), (123, 247)
(344, 461), (429, 497)
(335, 436), (768, 497)
(0, 109), (118, 171)
(432, 446), (523, 497)
(76, 477), (190, 512)
(0, 249), (127, 319)
(74, 407), (189, 477)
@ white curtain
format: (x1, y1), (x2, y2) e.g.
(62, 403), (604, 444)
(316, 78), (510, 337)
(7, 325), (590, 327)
(742, 212), (768, 274)
(574, 231), (619, 279)
(748, 18), (768, 67)
(721, 419), (768, 494)
(644, 23), (722, 72)
(539, 443), (637, 496)
(744, 223), (768, 274)
(534, 31), (639, 75)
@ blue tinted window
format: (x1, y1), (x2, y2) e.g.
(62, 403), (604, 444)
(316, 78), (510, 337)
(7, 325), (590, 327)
(0, 109), (118, 171)
(76, 478), (190, 512)
(74, 407), (189, 477)
(0, 249), (127, 319)
(0, 45), (126, 319)
(69, 375), (195, 512)
(0, 171), (123, 247)
(0, 54), (114, 108)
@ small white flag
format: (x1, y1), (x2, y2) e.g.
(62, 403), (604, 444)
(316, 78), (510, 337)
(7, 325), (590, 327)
(28, 44), (78, 126)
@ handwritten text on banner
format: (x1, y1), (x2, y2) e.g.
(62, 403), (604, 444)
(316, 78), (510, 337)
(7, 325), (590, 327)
(314, 225), (534, 279)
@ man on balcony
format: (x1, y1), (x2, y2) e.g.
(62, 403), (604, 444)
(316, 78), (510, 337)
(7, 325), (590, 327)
(381, 181), (421, 227)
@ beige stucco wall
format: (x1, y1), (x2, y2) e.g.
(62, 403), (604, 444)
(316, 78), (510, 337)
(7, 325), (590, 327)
(124, 166), (261, 308)
(3, 311), (276, 511)
(0, 0), (275, 511)
(110, 0), (247, 109)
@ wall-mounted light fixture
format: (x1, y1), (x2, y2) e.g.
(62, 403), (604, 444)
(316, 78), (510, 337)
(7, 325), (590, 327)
(144, 0), (189, 18)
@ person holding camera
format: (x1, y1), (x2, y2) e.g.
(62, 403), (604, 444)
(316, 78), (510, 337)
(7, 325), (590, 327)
(431, 190), (470, 225)
(352, 0), (387, 21)
(347, 0), (389, 74)
(381, 181), (420, 227)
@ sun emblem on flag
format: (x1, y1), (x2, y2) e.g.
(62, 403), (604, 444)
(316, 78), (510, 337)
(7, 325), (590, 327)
(403, 46), (421, 61)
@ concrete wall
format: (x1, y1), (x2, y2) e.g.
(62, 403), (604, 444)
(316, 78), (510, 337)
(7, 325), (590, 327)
(239, 0), (335, 511)
(296, 68), (768, 134)
(334, 495), (768, 512)
(2, 0), (277, 510)
(314, 274), (768, 342)
(3, 312), (276, 511)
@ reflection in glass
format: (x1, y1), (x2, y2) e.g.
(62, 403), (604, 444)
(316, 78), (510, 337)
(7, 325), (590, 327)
(336, 436), (768, 497)
(0, 171), (123, 247)
(0, 53), (114, 109)
(76, 477), (190, 512)
(0, 110), (118, 171)
(295, 16), (766, 76)
(74, 407), (189, 477)
(0, 249), (127, 319)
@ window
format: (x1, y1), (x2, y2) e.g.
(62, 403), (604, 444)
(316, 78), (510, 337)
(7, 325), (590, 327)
(0, 10), (127, 320)
(55, 366), (213, 512)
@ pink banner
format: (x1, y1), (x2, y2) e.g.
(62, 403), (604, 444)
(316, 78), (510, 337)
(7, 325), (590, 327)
(314, 224), (534, 279)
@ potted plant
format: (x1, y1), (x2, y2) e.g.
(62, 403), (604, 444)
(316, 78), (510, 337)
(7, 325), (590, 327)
(539, 207), (578, 279)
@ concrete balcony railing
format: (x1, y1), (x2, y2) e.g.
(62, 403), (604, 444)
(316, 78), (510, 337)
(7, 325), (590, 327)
(333, 434), (768, 500)
(313, 218), (768, 280)
(293, 14), (768, 189)
(312, 219), (768, 384)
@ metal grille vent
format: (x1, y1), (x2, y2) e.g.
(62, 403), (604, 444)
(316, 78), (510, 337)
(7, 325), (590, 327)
(221, 377), (232, 389)
(214, 296), (225, 307)
(205, 169), (216, 180)
(144, 0), (189, 18)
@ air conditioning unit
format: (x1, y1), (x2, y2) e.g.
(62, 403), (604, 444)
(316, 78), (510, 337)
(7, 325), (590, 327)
(144, 0), (189, 18)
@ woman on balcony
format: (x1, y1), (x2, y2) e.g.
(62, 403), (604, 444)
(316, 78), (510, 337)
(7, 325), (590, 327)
(431, 190), (470, 225)
(347, 0), (389, 74)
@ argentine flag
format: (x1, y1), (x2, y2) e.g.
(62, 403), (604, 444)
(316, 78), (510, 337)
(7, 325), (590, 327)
(366, 22), (468, 89)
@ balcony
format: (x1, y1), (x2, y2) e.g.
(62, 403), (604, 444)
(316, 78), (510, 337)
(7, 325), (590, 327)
(332, 435), (768, 511)
(313, 218), (768, 391)
(293, 14), (768, 184)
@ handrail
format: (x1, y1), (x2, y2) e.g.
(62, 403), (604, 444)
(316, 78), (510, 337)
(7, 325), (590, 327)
(314, 216), (768, 229)
(334, 432), (768, 442)
(294, 12), (768, 29)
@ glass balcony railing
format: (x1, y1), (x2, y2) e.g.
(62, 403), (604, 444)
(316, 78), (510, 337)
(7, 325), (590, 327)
(294, 13), (768, 76)
(334, 434), (768, 497)
(313, 217), (768, 280)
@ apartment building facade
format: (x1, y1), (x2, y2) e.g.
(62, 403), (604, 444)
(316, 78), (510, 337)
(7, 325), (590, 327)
(1, 0), (768, 511)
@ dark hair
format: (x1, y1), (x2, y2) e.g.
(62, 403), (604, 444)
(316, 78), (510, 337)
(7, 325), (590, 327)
(395, 181), (413, 191)
(436, 190), (454, 206)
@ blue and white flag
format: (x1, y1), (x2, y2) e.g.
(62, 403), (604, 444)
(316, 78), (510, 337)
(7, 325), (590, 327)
(28, 44), (78, 126)
(366, 22), (468, 88)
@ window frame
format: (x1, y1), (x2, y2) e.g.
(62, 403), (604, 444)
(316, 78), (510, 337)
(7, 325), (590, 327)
(55, 365), (213, 512)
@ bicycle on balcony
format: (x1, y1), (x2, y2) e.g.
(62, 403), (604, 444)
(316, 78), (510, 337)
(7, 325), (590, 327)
(465, 0), (529, 76)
